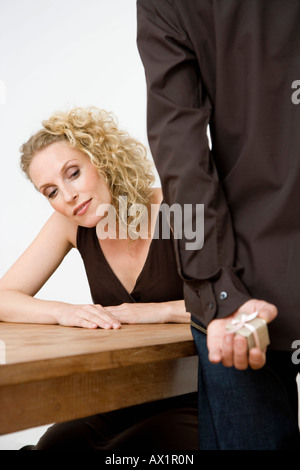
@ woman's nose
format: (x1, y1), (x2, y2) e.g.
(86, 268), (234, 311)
(63, 188), (78, 203)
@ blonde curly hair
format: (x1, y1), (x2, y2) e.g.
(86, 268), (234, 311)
(20, 107), (155, 227)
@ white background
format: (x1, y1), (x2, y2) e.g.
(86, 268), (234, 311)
(0, 0), (157, 449)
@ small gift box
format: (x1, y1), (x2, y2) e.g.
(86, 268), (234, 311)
(226, 311), (270, 350)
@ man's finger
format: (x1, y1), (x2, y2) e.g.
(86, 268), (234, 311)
(256, 304), (278, 324)
(233, 335), (248, 370)
(221, 334), (234, 367)
(249, 347), (266, 370)
(208, 350), (222, 363)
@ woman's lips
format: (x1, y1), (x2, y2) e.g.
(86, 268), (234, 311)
(73, 199), (92, 216)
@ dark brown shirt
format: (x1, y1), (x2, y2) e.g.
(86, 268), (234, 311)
(137, 0), (300, 350)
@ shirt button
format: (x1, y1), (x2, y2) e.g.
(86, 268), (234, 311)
(219, 291), (228, 300)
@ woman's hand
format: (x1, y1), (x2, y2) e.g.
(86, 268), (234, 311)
(105, 300), (190, 324)
(53, 302), (121, 329)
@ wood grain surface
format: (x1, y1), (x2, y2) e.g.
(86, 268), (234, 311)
(0, 323), (198, 434)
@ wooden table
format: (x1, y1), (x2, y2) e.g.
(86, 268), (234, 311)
(0, 323), (198, 435)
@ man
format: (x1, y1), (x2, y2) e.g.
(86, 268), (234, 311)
(137, 0), (300, 449)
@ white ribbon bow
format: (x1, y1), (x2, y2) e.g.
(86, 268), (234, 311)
(228, 311), (261, 349)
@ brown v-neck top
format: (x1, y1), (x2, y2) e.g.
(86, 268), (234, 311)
(76, 222), (184, 307)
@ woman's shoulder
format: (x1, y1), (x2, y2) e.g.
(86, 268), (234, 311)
(151, 187), (163, 205)
(46, 211), (78, 248)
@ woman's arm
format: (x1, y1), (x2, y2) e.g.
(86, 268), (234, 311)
(105, 300), (190, 324)
(0, 212), (120, 329)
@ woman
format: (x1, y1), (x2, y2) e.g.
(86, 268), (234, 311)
(0, 107), (197, 450)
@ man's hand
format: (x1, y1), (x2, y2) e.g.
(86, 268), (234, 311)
(207, 299), (277, 370)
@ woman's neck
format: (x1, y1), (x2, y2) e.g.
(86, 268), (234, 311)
(97, 187), (163, 242)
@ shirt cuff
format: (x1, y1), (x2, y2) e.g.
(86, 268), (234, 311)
(184, 267), (251, 327)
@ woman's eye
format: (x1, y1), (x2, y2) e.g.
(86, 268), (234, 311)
(69, 168), (80, 179)
(47, 189), (58, 199)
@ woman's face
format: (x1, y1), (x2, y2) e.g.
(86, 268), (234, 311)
(29, 142), (112, 227)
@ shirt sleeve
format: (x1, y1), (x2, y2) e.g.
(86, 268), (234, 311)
(137, 0), (251, 327)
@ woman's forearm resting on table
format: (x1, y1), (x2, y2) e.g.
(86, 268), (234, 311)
(0, 291), (190, 328)
(105, 300), (190, 324)
(162, 300), (191, 323)
(0, 289), (60, 324)
(0, 290), (121, 329)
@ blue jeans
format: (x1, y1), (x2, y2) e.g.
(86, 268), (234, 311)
(191, 324), (300, 450)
